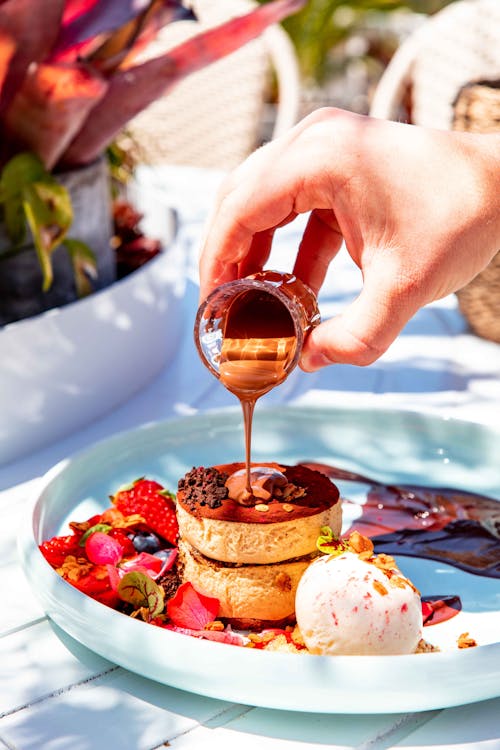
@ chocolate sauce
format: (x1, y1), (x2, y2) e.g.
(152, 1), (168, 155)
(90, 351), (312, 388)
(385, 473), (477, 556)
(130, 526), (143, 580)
(225, 466), (287, 505)
(220, 287), (298, 496)
(196, 272), (320, 501)
(301, 461), (500, 579)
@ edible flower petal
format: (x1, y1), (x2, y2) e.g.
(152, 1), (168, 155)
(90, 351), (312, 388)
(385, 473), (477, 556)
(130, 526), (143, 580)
(167, 582), (219, 630)
(165, 624), (246, 646)
(120, 552), (164, 576)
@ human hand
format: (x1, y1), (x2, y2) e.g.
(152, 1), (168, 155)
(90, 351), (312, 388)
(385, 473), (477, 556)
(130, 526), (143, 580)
(199, 108), (500, 369)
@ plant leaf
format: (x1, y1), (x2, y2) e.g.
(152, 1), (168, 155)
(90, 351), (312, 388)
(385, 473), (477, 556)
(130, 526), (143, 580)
(0, 0), (65, 112)
(63, 0), (306, 166)
(117, 570), (165, 618)
(0, 28), (16, 101)
(52, 0), (194, 60)
(0, 152), (47, 245)
(54, 0), (149, 54)
(62, 0), (101, 26)
(5, 62), (108, 169)
(64, 237), (97, 297)
(22, 178), (73, 290)
(85, 1), (197, 76)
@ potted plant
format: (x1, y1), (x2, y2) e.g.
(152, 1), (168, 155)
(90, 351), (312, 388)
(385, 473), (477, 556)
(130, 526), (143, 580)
(0, 0), (304, 466)
(0, 0), (303, 325)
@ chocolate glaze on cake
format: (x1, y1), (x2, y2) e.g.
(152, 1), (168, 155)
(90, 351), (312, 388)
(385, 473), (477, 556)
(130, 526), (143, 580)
(177, 462), (340, 524)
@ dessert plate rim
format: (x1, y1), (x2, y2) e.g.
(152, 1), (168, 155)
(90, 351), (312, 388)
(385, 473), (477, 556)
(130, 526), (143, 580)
(18, 404), (500, 714)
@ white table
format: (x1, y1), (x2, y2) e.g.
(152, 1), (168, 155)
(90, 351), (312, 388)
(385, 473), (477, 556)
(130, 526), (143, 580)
(1, 166), (499, 750)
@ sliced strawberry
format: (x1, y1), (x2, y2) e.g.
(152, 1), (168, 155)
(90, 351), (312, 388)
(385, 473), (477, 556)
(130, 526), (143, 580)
(39, 534), (81, 567)
(73, 569), (120, 608)
(112, 478), (178, 544)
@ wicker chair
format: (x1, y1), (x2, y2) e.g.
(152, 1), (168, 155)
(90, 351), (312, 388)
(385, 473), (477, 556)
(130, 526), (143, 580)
(125, 0), (300, 171)
(370, 0), (500, 342)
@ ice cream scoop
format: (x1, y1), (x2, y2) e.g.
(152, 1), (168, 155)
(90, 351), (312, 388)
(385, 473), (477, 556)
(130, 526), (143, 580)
(295, 544), (422, 656)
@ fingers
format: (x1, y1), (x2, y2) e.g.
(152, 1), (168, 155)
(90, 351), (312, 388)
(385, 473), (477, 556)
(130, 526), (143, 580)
(199, 141), (296, 300)
(199, 108), (347, 300)
(300, 271), (422, 370)
(237, 229), (275, 279)
(293, 209), (344, 295)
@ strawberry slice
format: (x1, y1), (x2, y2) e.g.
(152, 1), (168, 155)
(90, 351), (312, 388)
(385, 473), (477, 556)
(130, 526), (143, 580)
(73, 569), (120, 608)
(39, 534), (81, 567)
(112, 478), (178, 544)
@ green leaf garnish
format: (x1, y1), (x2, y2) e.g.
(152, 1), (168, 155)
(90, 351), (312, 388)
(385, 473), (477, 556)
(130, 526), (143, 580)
(317, 526), (349, 556)
(79, 523), (112, 546)
(117, 571), (165, 618)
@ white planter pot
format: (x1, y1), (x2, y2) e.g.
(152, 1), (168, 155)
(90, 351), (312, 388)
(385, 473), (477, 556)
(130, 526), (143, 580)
(0, 196), (184, 466)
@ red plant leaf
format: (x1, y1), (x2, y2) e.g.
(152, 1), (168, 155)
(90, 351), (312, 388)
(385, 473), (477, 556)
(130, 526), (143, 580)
(0, 29), (16, 98)
(0, 0), (65, 112)
(5, 61), (108, 169)
(62, 0), (101, 25)
(54, 0), (193, 64)
(63, 0), (306, 166)
(167, 582), (219, 630)
(54, 0), (151, 56)
(84, 1), (196, 76)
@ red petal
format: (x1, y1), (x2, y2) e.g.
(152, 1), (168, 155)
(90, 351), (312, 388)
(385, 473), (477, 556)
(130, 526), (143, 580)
(165, 624), (245, 646)
(167, 582), (219, 630)
(120, 552), (163, 575)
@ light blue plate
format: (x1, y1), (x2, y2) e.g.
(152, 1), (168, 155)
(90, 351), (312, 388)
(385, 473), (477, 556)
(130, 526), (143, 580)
(19, 405), (500, 713)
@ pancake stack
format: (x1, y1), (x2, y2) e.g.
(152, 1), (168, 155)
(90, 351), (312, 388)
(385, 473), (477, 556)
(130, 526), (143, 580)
(176, 462), (342, 628)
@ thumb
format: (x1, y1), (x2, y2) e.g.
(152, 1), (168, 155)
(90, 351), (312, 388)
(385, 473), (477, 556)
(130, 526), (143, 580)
(300, 275), (420, 370)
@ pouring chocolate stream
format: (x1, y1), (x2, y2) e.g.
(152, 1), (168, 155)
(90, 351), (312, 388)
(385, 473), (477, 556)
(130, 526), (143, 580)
(195, 271), (320, 502)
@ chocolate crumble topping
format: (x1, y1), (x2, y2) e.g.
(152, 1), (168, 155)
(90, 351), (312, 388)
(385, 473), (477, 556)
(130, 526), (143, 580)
(178, 466), (229, 511)
(159, 568), (182, 601)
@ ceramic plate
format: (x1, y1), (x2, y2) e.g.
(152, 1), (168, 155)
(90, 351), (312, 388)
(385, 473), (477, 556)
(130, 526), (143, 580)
(19, 406), (500, 714)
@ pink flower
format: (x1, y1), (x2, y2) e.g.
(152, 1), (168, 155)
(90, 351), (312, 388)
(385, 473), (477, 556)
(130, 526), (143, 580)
(167, 582), (219, 630)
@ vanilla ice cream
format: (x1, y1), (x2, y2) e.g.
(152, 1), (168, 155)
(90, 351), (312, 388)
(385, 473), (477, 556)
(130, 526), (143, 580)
(295, 548), (422, 656)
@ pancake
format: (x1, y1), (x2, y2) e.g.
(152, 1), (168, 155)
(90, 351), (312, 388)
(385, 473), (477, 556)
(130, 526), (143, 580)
(178, 538), (316, 626)
(176, 462), (341, 564)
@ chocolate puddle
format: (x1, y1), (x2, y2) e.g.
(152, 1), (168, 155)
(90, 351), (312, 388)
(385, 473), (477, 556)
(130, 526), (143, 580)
(301, 461), (500, 579)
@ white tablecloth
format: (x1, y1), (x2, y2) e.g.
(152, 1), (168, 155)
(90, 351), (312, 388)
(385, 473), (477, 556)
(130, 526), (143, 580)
(1, 165), (499, 750)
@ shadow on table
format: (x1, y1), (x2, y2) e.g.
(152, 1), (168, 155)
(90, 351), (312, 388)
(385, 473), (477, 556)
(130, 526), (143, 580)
(13, 622), (499, 750)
